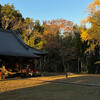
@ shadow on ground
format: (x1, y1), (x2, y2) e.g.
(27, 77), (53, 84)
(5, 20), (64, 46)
(0, 75), (100, 100)
(58, 75), (100, 85)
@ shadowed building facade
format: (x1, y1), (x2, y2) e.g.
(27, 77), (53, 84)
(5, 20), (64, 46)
(0, 29), (48, 79)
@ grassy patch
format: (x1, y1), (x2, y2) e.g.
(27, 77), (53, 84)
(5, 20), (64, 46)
(0, 74), (100, 100)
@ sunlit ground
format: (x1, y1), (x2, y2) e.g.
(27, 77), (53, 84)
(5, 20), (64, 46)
(0, 73), (100, 100)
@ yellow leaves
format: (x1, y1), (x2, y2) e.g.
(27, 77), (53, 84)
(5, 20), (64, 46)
(80, 29), (89, 41)
(80, 0), (100, 53)
(86, 17), (90, 22)
(86, 44), (96, 52)
(81, 28), (100, 43)
(81, 27), (100, 53)
(80, 19), (86, 24)
(85, 43), (99, 53)
(35, 40), (47, 49)
(94, 61), (100, 64)
(80, 17), (89, 24)
(87, 0), (100, 13)
(94, 0), (100, 6)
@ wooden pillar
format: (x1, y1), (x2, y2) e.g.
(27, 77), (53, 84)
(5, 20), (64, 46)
(34, 59), (37, 72)
(0, 68), (1, 80)
(81, 60), (82, 72)
(26, 64), (29, 77)
(1, 64), (6, 79)
(39, 57), (43, 76)
(32, 59), (34, 71)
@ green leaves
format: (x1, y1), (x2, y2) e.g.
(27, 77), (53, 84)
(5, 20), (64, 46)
(1, 3), (23, 30)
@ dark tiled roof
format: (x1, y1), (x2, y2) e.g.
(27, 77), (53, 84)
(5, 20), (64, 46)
(27, 45), (49, 55)
(0, 29), (39, 58)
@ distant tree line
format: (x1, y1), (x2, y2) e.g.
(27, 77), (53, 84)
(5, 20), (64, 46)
(0, 1), (99, 74)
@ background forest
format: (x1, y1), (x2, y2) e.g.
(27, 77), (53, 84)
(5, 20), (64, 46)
(0, 0), (100, 74)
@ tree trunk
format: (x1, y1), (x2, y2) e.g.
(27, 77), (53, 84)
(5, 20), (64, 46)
(81, 60), (82, 72)
(78, 58), (80, 72)
(85, 54), (88, 71)
(62, 54), (66, 72)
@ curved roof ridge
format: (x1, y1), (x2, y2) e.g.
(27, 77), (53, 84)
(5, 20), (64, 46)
(0, 29), (48, 57)
(0, 28), (29, 50)
(0, 28), (14, 33)
(13, 31), (29, 50)
(0, 29), (40, 58)
(27, 45), (49, 55)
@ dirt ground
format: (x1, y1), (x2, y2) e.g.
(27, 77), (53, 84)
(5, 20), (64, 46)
(0, 74), (100, 100)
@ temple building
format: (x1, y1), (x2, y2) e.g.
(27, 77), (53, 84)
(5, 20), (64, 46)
(0, 29), (48, 79)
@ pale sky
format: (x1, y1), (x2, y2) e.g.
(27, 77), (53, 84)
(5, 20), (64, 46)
(0, 0), (93, 25)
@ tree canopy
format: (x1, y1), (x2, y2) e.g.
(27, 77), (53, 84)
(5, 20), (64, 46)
(0, 2), (99, 73)
(81, 0), (100, 52)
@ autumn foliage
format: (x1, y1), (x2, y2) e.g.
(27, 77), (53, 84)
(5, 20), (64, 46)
(81, 0), (100, 53)
(0, 2), (99, 73)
